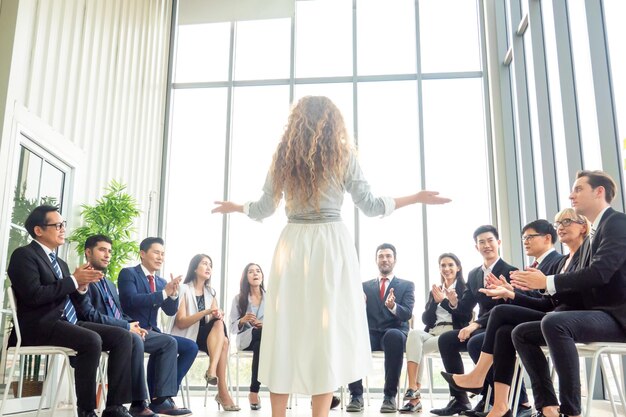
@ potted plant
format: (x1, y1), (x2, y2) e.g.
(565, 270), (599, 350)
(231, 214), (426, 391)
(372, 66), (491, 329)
(68, 180), (141, 283)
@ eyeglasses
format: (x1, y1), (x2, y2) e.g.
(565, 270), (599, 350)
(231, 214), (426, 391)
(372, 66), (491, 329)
(41, 221), (67, 231)
(553, 218), (584, 228)
(521, 233), (544, 242)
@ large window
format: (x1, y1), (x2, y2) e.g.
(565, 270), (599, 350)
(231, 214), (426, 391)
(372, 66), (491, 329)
(165, 0), (490, 387)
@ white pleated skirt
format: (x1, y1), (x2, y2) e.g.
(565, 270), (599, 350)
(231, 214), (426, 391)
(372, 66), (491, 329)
(258, 221), (372, 395)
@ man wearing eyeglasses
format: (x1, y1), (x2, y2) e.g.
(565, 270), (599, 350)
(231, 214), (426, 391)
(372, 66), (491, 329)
(521, 219), (564, 275)
(511, 170), (626, 417)
(7, 205), (134, 417)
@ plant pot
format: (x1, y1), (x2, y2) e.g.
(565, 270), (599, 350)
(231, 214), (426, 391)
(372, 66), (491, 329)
(10, 378), (43, 397)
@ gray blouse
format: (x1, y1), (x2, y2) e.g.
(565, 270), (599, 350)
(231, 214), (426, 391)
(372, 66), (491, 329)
(244, 152), (395, 223)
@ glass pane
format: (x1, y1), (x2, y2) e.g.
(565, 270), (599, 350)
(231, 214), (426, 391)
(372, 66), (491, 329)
(542, 1), (571, 211)
(295, 0), (352, 78)
(175, 23), (231, 83)
(569, 1), (602, 169)
(234, 18), (291, 81)
(227, 85), (290, 310)
(422, 78), (491, 274)
(419, 0), (482, 73)
(165, 88), (228, 298)
(356, 81), (425, 309)
(12, 147), (43, 227)
(40, 161), (65, 209)
(357, 0), (416, 75)
(604, 0), (626, 192)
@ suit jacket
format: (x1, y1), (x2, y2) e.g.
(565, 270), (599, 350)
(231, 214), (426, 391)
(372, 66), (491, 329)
(553, 207), (626, 330)
(537, 250), (565, 275)
(513, 251), (585, 313)
(6, 241), (77, 345)
(422, 279), (471, 331)
(363, 276), (414, 334)
(118, 264), (179, 331)
(74, 277), (134, 329)
(457, 258), (518, 328)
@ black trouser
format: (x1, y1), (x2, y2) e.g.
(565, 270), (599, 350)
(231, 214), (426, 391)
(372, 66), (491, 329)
(438, 328), (485, 403)
(48, 320), (132, 411)
(349, 328), (407, 398)
(513, 311), (626, 416)
(244, 328), (262, 393)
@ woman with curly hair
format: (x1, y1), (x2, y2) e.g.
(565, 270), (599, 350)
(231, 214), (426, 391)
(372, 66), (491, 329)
(212, 96), (450, 417)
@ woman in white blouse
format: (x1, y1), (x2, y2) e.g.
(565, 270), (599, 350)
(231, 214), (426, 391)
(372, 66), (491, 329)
(169, 254), (239, 411)
(229, 263), (266, 410)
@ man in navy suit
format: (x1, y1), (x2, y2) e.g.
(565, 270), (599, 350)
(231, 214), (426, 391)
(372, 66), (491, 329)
(75, 235), (191, 416)
(118, 237), (198, 414)
(511, 170), (626, 417)
(7, 205), (133, 417)
(346, 243), (415, 413)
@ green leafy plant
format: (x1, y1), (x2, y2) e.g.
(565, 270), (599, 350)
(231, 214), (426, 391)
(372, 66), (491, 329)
(68, 180), (141, 282)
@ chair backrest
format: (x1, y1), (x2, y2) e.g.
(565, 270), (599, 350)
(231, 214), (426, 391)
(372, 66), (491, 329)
(6, 287), (22, 349)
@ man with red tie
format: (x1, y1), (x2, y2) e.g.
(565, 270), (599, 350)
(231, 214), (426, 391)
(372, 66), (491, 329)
(346, 243), (415, 413)
(118, 237), (198, 415)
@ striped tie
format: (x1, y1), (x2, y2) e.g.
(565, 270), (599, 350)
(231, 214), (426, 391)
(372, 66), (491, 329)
(100, 279), (121, 319)
(49, 252), (78, 324)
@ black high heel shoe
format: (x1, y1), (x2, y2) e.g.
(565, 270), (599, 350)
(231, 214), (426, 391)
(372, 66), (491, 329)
(440, 371), (483, 395)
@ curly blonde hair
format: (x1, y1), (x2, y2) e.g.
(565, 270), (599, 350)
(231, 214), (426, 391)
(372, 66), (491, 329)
(270, 96), (353, 211)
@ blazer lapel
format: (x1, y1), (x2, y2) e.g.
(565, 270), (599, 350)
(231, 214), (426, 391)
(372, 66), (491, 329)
(134, 264), (151, 293)
(106, 280), (123, 309)
(30, 241), (60, 279)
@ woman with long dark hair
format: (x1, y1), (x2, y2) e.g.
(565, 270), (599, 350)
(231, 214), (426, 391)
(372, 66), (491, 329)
(229, 263), (266, 410)
(212, 96), (450, 417)
(169, 254), (239, 411)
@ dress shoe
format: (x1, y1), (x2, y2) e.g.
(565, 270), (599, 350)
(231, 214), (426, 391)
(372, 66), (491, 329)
(462, 398), (489, 416)
(441, 372), (484, 395)
(102, 405), (134, 417)
(330, 395), (341, 409)
(403, 388), (421, 400)
(516, 404), (532, 417)
(380, 397), (397, 413)
(149, 398), (192, 416)
(399, 400), (423, 413)
(346, 395), (364, 412)
(129, 402), (157, 417)
(77, 408), (99, 417)
(431, 398), (472, 416)
(531, 412), (568, 417)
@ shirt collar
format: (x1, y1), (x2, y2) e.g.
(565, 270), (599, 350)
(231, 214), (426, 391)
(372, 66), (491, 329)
(592, 206), (611, 234)
(33, 239), (54, 257)
(482, 258), (500, 273)
(140, 264), (154, 277)
(379, 275), (394, 284)
(535, 248), (555, 265)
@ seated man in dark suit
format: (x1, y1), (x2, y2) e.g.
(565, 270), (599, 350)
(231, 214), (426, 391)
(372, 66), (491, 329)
(118, 237), (198, 410)
(511, 170), (626, 417)
(7, 205), (133, 417)
(432, 225), (518, 416)
(75, 235), (191, 416)
(346, 243), (415, 413)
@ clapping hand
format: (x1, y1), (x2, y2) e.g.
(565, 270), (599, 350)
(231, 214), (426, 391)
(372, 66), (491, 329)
(385, 288), (396, 309)
(510, 269), (547, 291)
(431, 285), (445, 303)
(164, 273), (182, 296)
(445, 287), (458, 306)
(74, 263), (103, 286)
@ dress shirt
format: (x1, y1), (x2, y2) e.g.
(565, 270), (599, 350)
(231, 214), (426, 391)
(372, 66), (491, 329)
(481, 258), (500, 286)
(140, 264), (178, 300)
(379, 276), (397, 315)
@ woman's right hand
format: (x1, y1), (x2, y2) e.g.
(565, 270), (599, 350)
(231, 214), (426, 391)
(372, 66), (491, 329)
(239, 313), (257, 326)
(431, 284), (445, 303)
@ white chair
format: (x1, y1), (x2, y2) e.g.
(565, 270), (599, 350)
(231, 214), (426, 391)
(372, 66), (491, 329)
(0, 287), (78, 417)
(229, 350), (254, 406)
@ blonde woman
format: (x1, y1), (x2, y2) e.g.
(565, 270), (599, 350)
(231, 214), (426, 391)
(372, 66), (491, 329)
(212, 96), (450, 417)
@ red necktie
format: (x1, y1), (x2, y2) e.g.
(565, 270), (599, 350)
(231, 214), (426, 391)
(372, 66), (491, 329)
(530, 261), (538, 268)
(147, 275), (156, 293)
(380, 278), (388, 300)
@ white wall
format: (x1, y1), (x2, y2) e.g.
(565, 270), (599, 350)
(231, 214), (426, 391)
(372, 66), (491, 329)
(0, 0), (173, 269)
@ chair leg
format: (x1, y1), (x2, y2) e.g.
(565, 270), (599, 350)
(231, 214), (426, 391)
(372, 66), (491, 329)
(585, 350), (602, 417)
(365, 376), (370, 406)
(425, 357), (434, 409)
(0, 352), (19, 417)
(607, 353), (626, 417)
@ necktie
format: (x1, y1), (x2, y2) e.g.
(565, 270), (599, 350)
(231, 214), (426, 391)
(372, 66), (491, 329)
(100, 280), (121, 319)
(379, 277), (388, 300)
(530, 261), (538, 268)
(147, 275), (156, 293)
(49, 252), (77, 324)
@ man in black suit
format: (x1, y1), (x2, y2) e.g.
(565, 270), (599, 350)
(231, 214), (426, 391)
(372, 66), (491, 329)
(74, 235), (191, 416)
(431, 225), (518, 416)
(346, 243), (415, 413)
(7, 205), (133, 417)
(522, 219), (564, 275)
(511, 170), (626, 417)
